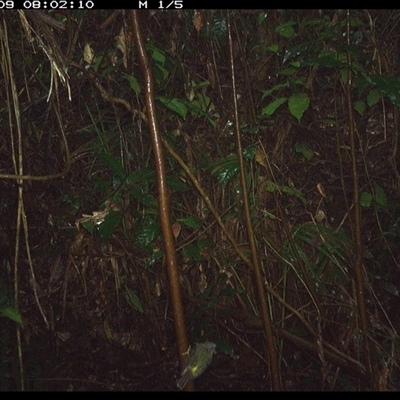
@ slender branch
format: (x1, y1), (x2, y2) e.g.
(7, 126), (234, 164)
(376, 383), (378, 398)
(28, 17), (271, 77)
(226, 11), (281, 390)
(130, 10), (191, 391)
(345, 9), (373, 388)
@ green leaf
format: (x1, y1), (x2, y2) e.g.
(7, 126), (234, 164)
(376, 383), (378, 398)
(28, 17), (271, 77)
(281, 185), (306, 206)
(365, 74), (400, 109)
(268, 44), (279, 53)
(81, 219), (94, 235)
(367, 88), (381, 107)
(135, 218), (161, 247)
(62, 194), (82, 213)
(278, 67), (297, 76)
(124, 74), (141, 94)
(211, 154), (239, 184)
(373, 182), (387, 207)
(155, 63), (170, 81)
(184, 243), (205, 261)
(303, 54), (345, 68)
(265, 180), (306, 206)
(360, 191), (372, 207)
(295, 142), (314, 161)
(157, 96), (188, 119)
(166, 175), (189, 192)
(195, 93), (214, 112)
(283, 41), (315, 63)
(243, 144), (257, 160)
(97, 153), (125, 179)
(97, 210), (121, 240)
(126, 167), (155, 185)
(146, 44), (165, 64)
(354, 100), (366, 115)
(1, 306), (23, 324)
(130, 186), (157, 207)
(258, 12), (268, 25)
(354, 77), (369, 93)
(262, 97), (287, 117)
(178, 216), (203, 229)
(384, 282), (399, 296)
(275, 22), (295, 38)
(266, 180), (278, 192)
(288, 93), (310, 122)
(261, 83), (288, 100)
(340, 68), (349, 84)
(124, 287), (144, 313)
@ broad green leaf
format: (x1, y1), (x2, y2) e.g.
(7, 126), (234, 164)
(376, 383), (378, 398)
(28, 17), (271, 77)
(288, 93), (310, 122)
(167, 175), (189, 192)
(124, 287), (144, 313)
(303, 55), (345, 68)
(157, 96), (188, 119)
(281, 185), (306, 206)
(212, 154), (239, 184)
(360, 191), (372, 207)
(258, 12), (268, 25)
(295, 142), (314, 161)
(185, 100), (217, 127)
(262, 97), (287, 117)
(130, 186), (157, 207)
(195, 93), (214, 112)
(97, 153), (125, 179)
(279, 67), (297, 76)
(124, 74), (141, 94)
(184, 243), (205, 261)
(261, 83), (288, 100)
(155, 63), (170, 81)
(178, 216), (203, 229)
(268, 44), (279, 53)
(81, 219), (94, 235)
(354, 77), (369, 93)
(265, 180), (306, 206)
(340, 68), (349, 84)
(135, 218), (161, 247)
(126, 167), (155, 185)
(97, 210), (121, 240)
(354, 100), (366, 115)
(365, 74), (400, 109)
(62, 194), (82, 213)
(373, 182), (387, 207)
(243, 144), (257, 160)
(0, 307), (23, 324)
(367, 88), (381, 107)
(266, 180), (278, 192)
(146, 45), (165, 64)
(283, 41), (315, 63)
(275, 22), (295, 38)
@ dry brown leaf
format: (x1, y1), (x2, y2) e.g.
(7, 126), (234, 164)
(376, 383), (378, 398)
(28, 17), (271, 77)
(255, 147), (268, 167)
(193, 10), (204, 34)
(83, 43), (95, 64)
(115, 26), (128, 69)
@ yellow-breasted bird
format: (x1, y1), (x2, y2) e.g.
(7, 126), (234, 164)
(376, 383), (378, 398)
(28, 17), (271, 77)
(177, 342), (216, 390)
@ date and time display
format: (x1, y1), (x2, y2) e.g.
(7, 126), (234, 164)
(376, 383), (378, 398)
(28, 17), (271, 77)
(0, 0), (183, 9)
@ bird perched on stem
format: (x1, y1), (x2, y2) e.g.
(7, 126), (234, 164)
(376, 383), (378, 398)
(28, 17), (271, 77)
(177, 342), (216, 390)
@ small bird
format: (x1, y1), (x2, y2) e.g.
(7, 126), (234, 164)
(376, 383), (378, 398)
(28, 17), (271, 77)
(177, 341), (216, 390)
